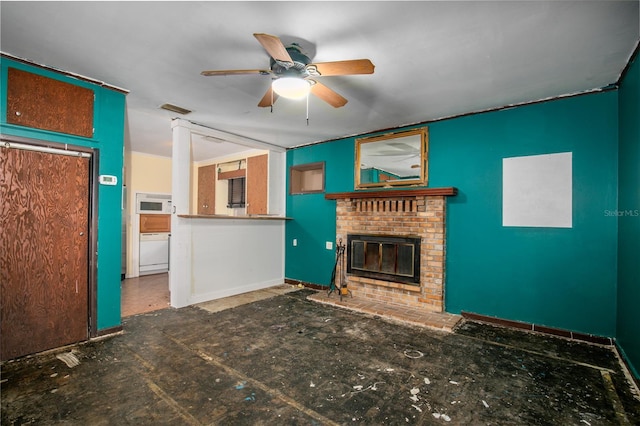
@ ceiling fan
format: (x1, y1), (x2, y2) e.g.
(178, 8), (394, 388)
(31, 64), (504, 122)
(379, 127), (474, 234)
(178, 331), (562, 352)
(201, 33), (375, 109)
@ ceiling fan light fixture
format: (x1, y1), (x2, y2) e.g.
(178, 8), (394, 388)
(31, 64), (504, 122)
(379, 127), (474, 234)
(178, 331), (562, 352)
(272, 77), (310, 100)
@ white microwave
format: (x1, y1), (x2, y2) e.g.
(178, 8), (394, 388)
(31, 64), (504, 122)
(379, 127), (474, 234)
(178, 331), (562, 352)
(136, 193), (172, 214)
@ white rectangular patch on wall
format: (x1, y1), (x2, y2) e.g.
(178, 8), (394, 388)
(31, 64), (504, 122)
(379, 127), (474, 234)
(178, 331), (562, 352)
(503, 152), (572, 228)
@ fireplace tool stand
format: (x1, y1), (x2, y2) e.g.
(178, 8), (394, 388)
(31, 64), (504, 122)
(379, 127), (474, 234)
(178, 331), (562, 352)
(328, 239), (351, 301)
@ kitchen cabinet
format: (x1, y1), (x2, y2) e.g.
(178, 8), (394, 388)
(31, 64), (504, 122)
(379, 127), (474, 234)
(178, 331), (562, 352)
(198, 153), (270, 215)
(247, 154), (268, 215)
(198, 164), (216, 214)
(140, 214), (171, 233)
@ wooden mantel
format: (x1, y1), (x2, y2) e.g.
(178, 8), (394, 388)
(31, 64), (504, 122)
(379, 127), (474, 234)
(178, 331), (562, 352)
(325, 187), (457, 200)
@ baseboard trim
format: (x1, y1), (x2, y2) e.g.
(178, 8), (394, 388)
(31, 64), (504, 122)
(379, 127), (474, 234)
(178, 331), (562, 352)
(460, 311), (614, 346)
(284, 278), (326, 291)
(614, 341), (640, 390)
(94, 325), (123, 338)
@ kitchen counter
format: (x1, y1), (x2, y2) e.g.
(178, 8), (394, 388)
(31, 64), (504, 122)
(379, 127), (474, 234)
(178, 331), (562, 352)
(177, 214), (292, 221)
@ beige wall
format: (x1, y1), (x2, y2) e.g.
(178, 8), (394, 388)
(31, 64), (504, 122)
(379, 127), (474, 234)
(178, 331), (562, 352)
(125, 152), (172, 276)
(129, 152), (172, 194)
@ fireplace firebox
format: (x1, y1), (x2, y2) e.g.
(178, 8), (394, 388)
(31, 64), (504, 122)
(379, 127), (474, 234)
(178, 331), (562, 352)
(347, 234), (421, 285)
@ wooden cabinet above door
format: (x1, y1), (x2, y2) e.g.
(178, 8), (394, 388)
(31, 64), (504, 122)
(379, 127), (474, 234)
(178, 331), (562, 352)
(6, 67), (94, 138)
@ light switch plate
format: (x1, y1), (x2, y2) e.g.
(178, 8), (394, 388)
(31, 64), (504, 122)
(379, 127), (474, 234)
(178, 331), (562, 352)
(326, 241), (333, 250)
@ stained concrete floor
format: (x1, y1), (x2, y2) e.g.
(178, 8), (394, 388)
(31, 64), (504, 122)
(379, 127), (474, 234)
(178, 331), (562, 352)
(2, 289), (639, 425)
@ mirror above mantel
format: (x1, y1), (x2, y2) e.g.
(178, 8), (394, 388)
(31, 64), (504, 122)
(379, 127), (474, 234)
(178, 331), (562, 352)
(355, 127), (428, 189)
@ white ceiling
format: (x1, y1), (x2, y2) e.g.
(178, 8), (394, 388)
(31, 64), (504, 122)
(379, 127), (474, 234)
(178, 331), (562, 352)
(1, 1), (638, 161)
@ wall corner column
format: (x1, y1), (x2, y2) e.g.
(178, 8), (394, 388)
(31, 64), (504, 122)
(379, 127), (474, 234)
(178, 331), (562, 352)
(169, 119), (193, 308)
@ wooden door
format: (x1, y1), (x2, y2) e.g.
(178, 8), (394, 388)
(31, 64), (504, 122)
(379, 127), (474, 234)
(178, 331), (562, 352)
(1, 146), (90, 361)
(198, 164), (216, 214)
(247, 154), (268, 215)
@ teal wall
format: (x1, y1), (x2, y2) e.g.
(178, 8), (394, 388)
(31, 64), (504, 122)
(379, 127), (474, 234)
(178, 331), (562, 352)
(286, 91), (619, 337)
(286, 141), (354, 284)
(1, 58), (126, 332)
(616, 52), (640, 379)
(434, 93), (618, 337)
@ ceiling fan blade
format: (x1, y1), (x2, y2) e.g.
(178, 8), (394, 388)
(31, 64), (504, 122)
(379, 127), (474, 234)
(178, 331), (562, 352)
(258, 86), (279, 108)
(309, 59), (375, 76)
(253, 33), (293, 63)
(310, 81), (348, 108)
(201, 69), (271, 76)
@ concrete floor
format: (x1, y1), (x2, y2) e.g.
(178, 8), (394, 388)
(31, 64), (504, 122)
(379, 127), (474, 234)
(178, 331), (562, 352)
(2, 288), (639, 425)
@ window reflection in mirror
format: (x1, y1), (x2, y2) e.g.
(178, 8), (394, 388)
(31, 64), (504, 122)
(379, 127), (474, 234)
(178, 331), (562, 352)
(355, 127), (428, 189)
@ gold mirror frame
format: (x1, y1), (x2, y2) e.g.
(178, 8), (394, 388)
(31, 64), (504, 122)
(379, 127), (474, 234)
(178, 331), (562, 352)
(355, 127), (428, 189)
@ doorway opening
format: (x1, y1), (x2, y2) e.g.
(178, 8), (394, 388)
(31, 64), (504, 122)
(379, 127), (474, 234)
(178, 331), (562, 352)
(121, 273), (170, 317)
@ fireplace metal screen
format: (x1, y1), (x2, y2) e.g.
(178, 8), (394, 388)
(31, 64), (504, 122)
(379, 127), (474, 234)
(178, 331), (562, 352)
(347, 234), (421, 284)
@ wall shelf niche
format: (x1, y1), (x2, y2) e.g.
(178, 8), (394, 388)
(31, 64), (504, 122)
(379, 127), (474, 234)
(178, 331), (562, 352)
(290, 162), (325, 195)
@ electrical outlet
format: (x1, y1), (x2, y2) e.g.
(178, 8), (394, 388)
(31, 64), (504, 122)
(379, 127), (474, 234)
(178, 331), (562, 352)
(326, 241), (333, 250)
(293, 239), (297, 246)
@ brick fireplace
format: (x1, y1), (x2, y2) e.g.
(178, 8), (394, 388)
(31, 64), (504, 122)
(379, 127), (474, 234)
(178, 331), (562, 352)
(326, 188), (457, 313)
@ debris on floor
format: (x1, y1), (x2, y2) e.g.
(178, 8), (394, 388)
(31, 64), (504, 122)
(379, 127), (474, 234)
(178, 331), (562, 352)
(55, 351), (80, 368)
(2, 289), (639, 425)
